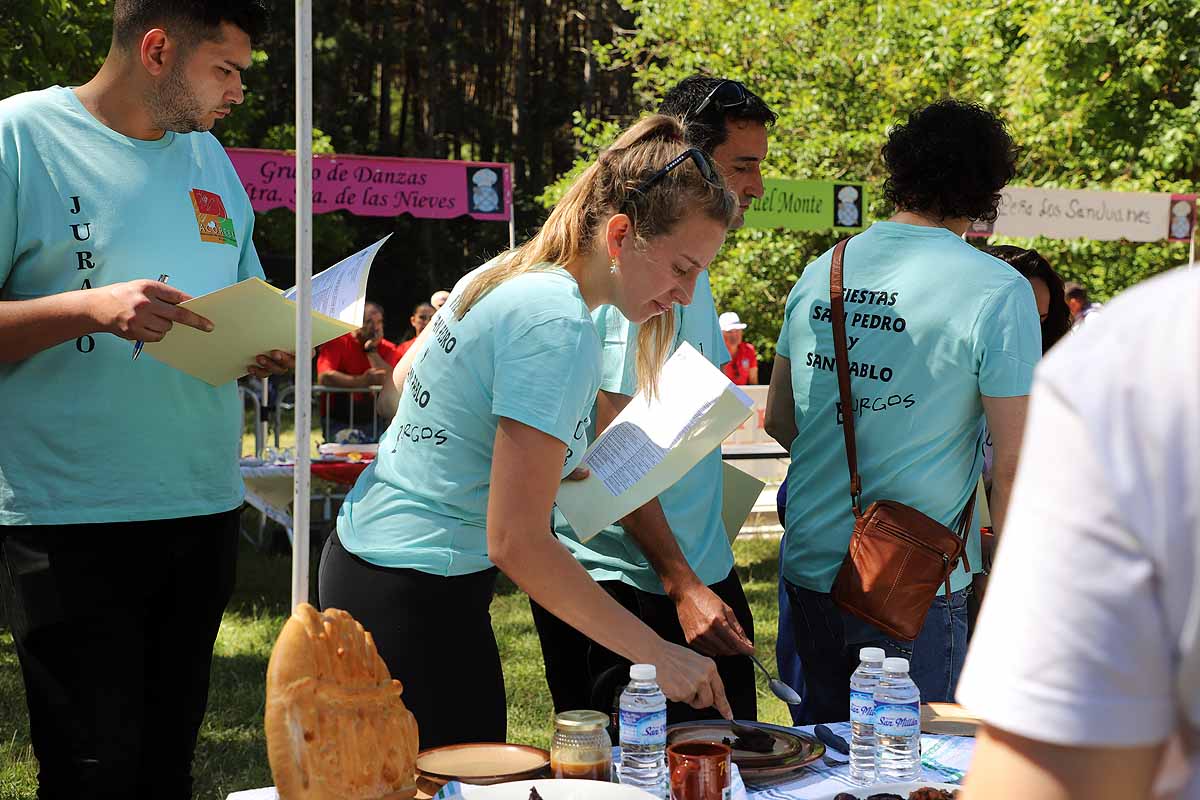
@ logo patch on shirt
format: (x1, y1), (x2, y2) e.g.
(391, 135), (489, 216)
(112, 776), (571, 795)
(189, 189), (237, 246)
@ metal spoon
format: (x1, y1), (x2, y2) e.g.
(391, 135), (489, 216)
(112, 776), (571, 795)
(822, 752), (848, 769)
(729, 719), (765, 740)
(702, 712), (769, 743)
(748, 653), (803, 705)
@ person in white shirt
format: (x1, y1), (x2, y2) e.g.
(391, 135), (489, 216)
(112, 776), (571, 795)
(957, 266), (1200, 799)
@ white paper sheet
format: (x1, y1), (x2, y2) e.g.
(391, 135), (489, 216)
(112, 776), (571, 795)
(582, 343), (752, 497)
(283, 234), (390, 324)
(557, 343), (755, 541)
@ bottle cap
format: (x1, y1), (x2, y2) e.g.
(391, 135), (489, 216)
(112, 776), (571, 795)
(630, 664), (657, 681)
(859, 647), (885, 663)
(883, 657), (910, 673)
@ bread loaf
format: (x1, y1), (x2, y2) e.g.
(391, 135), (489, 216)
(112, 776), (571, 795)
(266, 603), (419, 800)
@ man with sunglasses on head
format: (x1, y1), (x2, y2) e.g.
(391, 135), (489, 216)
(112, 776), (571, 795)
(531, 75), (775, 723)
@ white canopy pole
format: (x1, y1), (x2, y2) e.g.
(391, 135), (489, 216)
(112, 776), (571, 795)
(291, 0), (314, 609)
(508, 163), (516, 249)
(258, 377), (269, 459)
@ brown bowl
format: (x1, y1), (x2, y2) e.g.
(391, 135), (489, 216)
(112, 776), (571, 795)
(416, 742), (551, 786)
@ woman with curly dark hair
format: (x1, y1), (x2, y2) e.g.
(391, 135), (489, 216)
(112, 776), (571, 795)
(764, 99), (1043, 722)
(983, 245), (1073, 352)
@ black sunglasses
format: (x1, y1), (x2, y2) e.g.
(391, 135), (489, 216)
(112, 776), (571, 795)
(629, 148), (721, 201)
(688, 79), (750, 120)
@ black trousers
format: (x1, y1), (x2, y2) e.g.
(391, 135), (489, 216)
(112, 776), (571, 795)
(530, 568), (758, 724)
(317, 531), (505, 749)
(0, 510), (239, 800)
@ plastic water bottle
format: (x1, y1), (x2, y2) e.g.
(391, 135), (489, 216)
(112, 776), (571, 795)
(848, 646), (886, 784)
(873, 657), (921, 782)
(619, 664), (668, 797)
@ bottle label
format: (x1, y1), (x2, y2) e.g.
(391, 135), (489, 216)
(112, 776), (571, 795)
(849, 690), (874, 724)
(620, 708), (667, 746)
(874, 701), (920, 736)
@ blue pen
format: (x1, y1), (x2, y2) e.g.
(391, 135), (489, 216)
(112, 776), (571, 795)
(132, 273), (171, 360)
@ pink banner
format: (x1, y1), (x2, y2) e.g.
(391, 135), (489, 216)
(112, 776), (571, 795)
(226, 147), (513, 221)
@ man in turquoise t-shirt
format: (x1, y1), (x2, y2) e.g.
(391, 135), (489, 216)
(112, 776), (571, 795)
(0, 3), (291, 796)
(764, 100), (1039, 723)
(531, 76), (776, 723)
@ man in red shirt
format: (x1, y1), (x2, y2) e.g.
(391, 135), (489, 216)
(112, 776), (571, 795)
(720, 311), (758, 385)
(316, 302), (401, 439)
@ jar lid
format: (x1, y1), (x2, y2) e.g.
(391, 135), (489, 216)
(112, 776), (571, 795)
(554, 710), (609, 731)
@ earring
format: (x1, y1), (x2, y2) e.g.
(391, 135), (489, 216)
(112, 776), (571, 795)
(610, 258), (619, 275)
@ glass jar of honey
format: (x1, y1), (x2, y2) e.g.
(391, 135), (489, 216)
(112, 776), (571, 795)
(551, 710), (613, 781)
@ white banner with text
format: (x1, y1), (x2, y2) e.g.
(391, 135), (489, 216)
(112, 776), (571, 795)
(968, 187), (1196, 243)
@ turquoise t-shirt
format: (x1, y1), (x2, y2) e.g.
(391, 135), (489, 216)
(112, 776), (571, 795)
(553, 271), (735, 594)
(336, 263), (602, 576)
(0, 87), (264, 525)
(777, 222), (1041, 593)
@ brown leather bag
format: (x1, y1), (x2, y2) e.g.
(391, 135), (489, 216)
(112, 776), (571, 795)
(827, 237), (975, 641)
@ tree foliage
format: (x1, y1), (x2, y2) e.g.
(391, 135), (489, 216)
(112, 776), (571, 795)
(0, 0), (111, 100)
(4, 1), (1197, 350)
(3, 0), (636, 330)
(219, 0), (638, 323)
(546, 0), (1200, 359)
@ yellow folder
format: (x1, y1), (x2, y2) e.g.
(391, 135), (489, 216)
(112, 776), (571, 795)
(976, 477), (991, 528)
(142, 278), (356, 386)
(721, 462), (767, 543)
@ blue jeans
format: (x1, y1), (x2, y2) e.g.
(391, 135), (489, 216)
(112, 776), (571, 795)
(910, 584), (970, 702)
(782, 580), (969, 724)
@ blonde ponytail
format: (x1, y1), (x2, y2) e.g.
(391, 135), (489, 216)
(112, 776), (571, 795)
(455, 114), (736, 396)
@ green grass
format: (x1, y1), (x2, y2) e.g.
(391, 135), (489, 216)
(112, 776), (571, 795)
(0, 533), (786, 799)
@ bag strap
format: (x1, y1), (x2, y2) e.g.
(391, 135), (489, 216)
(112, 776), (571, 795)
(828, 238), (862, 516)
(954, 486), (976, 573)
(952, 438), (983, 571)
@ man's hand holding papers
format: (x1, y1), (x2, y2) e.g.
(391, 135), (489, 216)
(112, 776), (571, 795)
(99, 279), (214, 342)
(143, 237), (389, 385)
(246, 349), (296, 379)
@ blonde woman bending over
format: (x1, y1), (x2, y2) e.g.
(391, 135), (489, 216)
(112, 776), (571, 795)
(319, 115), (738, 748)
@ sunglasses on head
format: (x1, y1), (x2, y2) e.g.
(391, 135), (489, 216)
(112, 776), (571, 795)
(628, 147), (722, 204)
(688, 79), (750, 120)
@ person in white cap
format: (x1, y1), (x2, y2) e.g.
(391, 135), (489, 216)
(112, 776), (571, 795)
(429, 289), (451, 310)
(719, 310), (757, 385)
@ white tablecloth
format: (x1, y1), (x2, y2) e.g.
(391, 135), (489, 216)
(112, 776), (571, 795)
(742, 722), (973, 800)
(240, 463), (296, 534)
(226, 724), (973, 800)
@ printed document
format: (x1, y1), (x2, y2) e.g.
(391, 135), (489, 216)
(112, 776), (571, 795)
(283, 235), (389, 324)
(556, 343), (754, 541)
